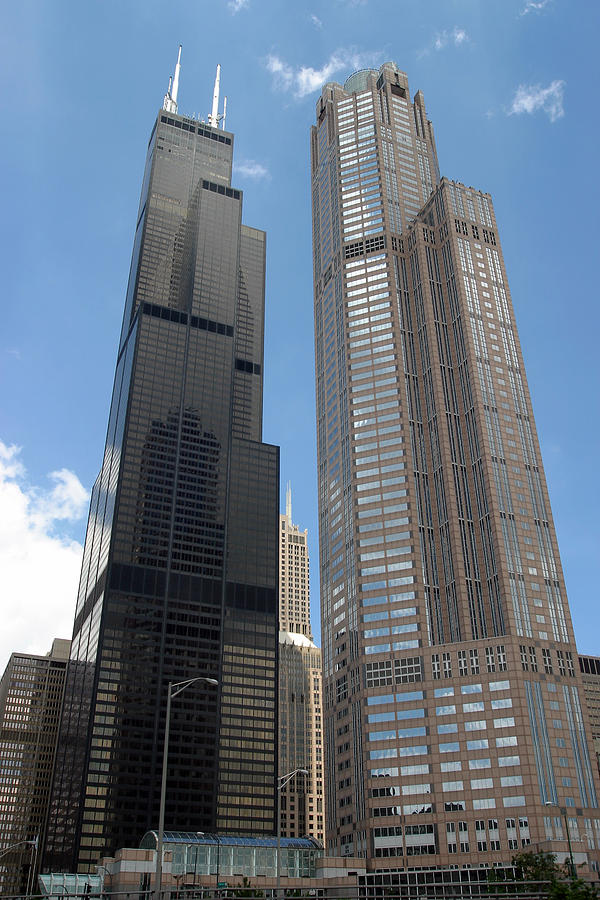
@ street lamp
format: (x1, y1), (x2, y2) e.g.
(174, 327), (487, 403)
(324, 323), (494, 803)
(192, 832), (204, 888)
(0, 839), (38, 897)
(209, 832), (222, 891)
(545, 801), (576, 879)
(276, 768), (308, 899)
(154, 676), (219, 900)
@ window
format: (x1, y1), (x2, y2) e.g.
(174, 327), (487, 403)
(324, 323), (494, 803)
(520, 645), (528, 671)
(469, 758), (492, 770)
(443, 652), (452, 678)
(443, 781), (464, 792)
(470, 649), (480, 674)
(441, 761), (462, 772)
(465, 720), (486, 731)
(529, 646), (538, 673)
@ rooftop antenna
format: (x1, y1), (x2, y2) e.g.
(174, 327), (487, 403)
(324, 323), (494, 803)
(163, 45), (182, 114)
(208, 64), (225, 128)
(222, 95), (227, 130)
(286, 482), (292, 521)
(172, 44), (182, 106)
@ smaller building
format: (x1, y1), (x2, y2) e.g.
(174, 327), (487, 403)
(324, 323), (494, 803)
(0, 638), (70, 896)
(139, 832), (322, 882)
(278, 488), (324, 844)
(579, 654), (600, 772)
(93, 838), (364, 895)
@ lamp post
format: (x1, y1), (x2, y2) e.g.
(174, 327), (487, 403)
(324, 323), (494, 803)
(276, 769), (308, 899)
(192, 832), (204, 889)
(0, 839), (37, 897)
(154, 676), (218, 900)
(545, 801), (576, 879)
(210, 832), (222, 891)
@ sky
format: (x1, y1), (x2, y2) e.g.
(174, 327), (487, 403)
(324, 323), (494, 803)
(0, 0), (598, 673)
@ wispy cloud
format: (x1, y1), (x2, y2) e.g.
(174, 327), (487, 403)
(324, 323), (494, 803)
(228, 0), (249, 13)
(419, 26), (469, 57)
(0, 441), (89, 672)
(234, 160), (270, 180)
(509, 80), (565, 122)
(310, 13), (323, 28)
(434, 26), (469, 51)
(265, 48), (384, 99)
(520, 0), (550, 15)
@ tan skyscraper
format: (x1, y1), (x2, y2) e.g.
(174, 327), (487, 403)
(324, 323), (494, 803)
(311, 62), (600, 888)
(278, 486), (324, 843)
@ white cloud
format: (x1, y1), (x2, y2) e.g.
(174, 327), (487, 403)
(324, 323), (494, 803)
(228, 0), (249, 12)
(520, 0), (550, 15)
(265, 48), (384, 99)
(310, 13), (323, 28)
(509, 80), (565, 122)
(234, 160), (270, 179)
(433, 26), (469, 51)
(0, 442), (89, 673)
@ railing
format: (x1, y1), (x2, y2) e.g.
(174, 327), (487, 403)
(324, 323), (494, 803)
(0, 883), (584, 900)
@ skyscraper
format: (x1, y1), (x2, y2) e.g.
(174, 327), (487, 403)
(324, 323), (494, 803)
(311, 62), (600, 883)
(278, 487), (324, 842)
(0, 639), (70, 895)
(44, 51), (279, 873)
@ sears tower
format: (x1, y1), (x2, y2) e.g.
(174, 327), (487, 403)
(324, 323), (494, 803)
(44, 50), (279, 872)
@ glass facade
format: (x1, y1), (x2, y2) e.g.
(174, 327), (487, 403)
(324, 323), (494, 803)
(139, 832), (322, 879)
(43, 100), (279, 873)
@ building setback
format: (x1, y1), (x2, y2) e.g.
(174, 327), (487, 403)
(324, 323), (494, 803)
(311, 63), (600, 878)
(43, 53), (279, 873)
(0, 639), (70, 895)
(579, 655), (600, 774)
(278, 487), (324, 843)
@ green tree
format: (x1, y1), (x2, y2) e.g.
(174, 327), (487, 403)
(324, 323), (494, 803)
(512, 850), (562, 883)
(549, 879), (599, 899)
(510, 850), (599, 899)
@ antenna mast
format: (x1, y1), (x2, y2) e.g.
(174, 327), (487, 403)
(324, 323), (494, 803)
(172, 44), (182, 106)
(208, 64), (226, 129)
(163, 45), (182, 114)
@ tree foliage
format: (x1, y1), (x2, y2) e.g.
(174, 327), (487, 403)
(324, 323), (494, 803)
(510, 850), (599, 899)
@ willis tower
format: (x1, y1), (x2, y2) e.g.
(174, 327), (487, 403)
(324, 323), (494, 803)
(44, 50), (279, 872)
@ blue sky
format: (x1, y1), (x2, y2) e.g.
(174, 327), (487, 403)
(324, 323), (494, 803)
(0, 0), (598, 670)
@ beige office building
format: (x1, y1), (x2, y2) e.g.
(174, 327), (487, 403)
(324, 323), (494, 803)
(311, 62), (600, 885)
(279, 487), (324, 843)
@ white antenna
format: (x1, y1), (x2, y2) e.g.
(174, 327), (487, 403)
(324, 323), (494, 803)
(208, 64), (221, 128)
(222, 96), (227, 130)
(172, 44), (182, 106)
(286, 482), (292, 521)
(162, 45), (182, 114)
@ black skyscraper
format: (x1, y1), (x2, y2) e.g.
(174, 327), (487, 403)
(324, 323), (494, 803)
(44, 54), (279, 873)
